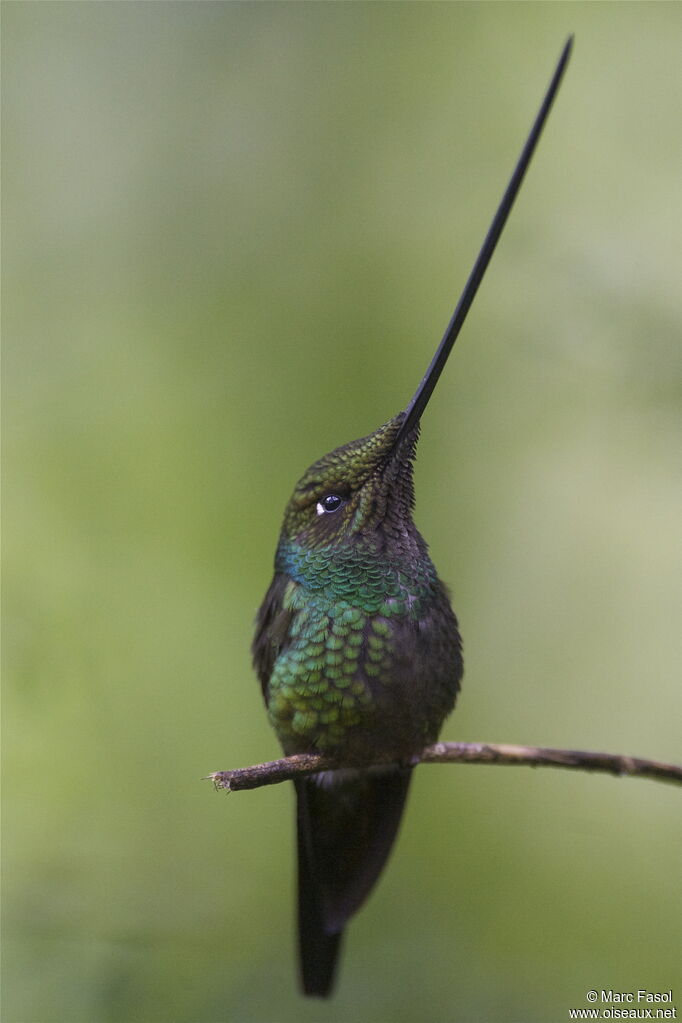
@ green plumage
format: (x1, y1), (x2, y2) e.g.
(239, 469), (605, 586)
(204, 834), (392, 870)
(252, 414), (463, 995)
(254, 415), (462, 761)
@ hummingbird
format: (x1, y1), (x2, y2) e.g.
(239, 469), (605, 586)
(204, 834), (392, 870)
(252, 38), (572, 997)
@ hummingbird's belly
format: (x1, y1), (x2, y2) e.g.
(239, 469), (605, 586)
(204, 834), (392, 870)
(266, 587), (461, 760)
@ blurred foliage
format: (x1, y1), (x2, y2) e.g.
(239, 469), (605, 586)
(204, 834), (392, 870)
(3, 3), (681, 1022)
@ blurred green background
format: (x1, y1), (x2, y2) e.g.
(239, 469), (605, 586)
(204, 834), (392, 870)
(3, 3), (681, 1022)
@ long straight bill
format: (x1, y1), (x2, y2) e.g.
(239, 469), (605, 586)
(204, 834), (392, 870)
(394, 35), (573, 446)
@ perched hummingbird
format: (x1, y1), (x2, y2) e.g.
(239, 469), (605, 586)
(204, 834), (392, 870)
(252, 39), (572, 997)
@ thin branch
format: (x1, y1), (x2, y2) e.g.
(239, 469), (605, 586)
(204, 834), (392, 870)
(207, 741), (682, 792)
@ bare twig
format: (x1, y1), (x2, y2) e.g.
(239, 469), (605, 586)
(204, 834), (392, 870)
(207, 741), (682, 792)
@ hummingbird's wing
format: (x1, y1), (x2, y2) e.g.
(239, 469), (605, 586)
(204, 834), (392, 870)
(252, 572), (294, 700)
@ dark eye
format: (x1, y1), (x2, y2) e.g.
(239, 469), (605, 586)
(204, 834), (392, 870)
(316, 494), (344, 516)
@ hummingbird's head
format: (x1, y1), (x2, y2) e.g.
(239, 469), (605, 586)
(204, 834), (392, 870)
(280, 414), (419, 548)
(270, 36), (574, 564)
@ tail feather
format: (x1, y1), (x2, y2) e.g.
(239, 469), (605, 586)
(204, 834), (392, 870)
(295, 768), (412, 997)
(297, 811), (343, 997)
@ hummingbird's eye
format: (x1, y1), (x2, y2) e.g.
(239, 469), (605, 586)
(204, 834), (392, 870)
(316, 494), (344, 516)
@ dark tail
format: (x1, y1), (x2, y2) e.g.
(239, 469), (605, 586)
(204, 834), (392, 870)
(295, 767), (412, 997)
